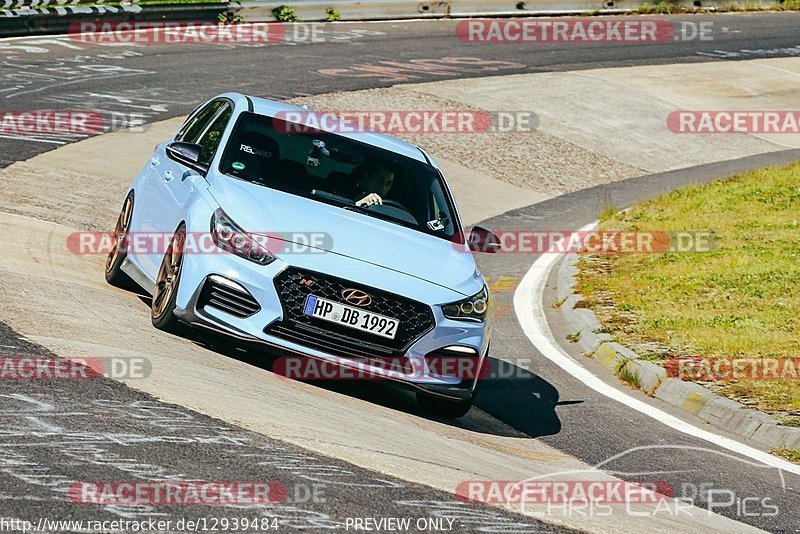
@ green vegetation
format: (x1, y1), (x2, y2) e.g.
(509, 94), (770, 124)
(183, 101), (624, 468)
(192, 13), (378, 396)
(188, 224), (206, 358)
(636, 2), (682, 14)
(773, 0), (800, 9)
(633, 0), (800, 12)
(217, 12), (244, 24)
(272, 5), (301, 22)
(576, 162), (800, 414)
(324, 7), (341, 21)
(598, 204), (618, 224)
(567, 331), (582, 343)
(773, 449), (800, 464)
(617, 362), (642, 390)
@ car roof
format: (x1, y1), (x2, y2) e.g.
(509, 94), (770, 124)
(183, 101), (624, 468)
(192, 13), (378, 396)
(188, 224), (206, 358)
(240, 94), (429, 164)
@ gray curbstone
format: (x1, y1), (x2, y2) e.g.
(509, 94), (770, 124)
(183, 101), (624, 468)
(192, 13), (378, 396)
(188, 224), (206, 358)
(562, 293), (583, 312)
(554, 252), (800, 454)
(592, 342), (632, 373)
(621, 359), (666, 395)
(752, 424), (800, 451)
(577, 329), (612, 354)
(563, 308), (596, 334)
(556, 253), (579, 303)
(556, 256), (613, 353)
(653, 378), (711, 408)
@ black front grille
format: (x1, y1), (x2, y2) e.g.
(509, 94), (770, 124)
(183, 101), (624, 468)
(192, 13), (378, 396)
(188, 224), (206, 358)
(198, 276), (261, 319)
(266, 267), (435, 357)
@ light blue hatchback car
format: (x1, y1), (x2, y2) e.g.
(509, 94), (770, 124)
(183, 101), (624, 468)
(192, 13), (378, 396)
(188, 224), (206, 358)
(105, 93), (499, 417)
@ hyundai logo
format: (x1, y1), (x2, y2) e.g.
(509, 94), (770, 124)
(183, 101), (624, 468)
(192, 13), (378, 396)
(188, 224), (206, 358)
(342, 288), (372, 307)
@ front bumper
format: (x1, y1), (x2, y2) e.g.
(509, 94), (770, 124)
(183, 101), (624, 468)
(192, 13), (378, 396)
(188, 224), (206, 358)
(172, 252), (491, 402)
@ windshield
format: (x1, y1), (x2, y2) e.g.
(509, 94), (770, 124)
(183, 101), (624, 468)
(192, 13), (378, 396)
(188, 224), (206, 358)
(219, 112), (458, 240)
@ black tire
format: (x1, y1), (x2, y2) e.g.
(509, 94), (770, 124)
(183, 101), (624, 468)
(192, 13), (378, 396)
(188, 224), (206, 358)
(105, 191), (137, 290)
(151, 224), (187, 334)
(416, 392), (474, 418)
(417, 393), (475, 419)
(416, 357), (487, 418)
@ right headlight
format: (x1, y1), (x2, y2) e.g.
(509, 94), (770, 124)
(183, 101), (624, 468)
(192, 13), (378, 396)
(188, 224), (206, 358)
(442, 286), (490, 322)
(210, 208), (276, 266)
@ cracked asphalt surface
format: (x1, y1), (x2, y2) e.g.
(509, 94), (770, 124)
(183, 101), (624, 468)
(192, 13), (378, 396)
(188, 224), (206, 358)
(0, 322), (561, 532)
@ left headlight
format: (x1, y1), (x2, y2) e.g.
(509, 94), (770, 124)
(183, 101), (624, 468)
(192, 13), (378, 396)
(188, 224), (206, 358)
(442, 286), (490, 322)
(210, 208), (276, 266)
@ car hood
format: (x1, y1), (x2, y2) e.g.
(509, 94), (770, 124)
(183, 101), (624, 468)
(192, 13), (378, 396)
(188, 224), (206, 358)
(209, 177), (481, 297)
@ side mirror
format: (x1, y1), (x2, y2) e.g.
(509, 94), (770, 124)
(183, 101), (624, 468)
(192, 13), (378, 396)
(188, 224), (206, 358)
(468, 226), (501, 253)
(166, 141), (209, 174)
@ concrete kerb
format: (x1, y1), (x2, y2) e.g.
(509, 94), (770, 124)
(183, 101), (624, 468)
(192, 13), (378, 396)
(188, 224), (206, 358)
(556, 252), (800, 452)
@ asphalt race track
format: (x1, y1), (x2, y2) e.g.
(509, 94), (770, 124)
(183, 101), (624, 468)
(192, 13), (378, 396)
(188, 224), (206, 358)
(1, 13), (800, 532)
(0, 322), (561, 531)
(1, 13), (800, 166)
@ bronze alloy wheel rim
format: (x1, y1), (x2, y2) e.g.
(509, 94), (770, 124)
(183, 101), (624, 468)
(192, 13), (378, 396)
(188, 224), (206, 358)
(106, 195), (133, 274)
(151, 231), (185, 319)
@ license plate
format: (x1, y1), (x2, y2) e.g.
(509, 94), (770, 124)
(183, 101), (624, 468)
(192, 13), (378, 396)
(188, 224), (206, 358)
(303, 295), (399, 340)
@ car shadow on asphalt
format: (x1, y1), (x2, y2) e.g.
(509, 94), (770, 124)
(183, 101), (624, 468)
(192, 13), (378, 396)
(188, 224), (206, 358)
(475, 356), (567, 438)
(177, 325), (566, 439)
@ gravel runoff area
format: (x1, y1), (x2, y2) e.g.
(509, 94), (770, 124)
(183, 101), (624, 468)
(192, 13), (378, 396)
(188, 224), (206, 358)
(289, 87), (641, 196)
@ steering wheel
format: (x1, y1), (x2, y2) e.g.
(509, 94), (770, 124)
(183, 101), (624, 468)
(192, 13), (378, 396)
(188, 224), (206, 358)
(376, 199), (408, 212)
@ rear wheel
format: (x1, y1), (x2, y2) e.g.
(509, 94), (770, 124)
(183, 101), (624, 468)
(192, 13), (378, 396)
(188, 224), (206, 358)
(151, 225), (187, 334)
(105, 191), (136, 289)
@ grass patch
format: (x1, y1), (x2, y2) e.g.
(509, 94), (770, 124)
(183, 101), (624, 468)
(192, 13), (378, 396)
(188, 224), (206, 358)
(324, 7), (341, 21)
(567, 331), (582, 343)
(633, 0), (798, 12)
(636, 1), (682, 14)
(773, 449), (800, 464)
(576, 162), (800, 414)
(272, 4), (301, 21)
(772, 0), (800, 9)
(617, 362), (642, 390)
(597, 192), (618, 224)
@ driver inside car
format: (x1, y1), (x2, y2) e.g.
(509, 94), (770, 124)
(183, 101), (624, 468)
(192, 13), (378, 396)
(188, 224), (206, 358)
(353, 164), (395, 207)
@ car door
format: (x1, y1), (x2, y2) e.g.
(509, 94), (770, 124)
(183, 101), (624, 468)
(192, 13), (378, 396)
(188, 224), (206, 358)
(138, 100), (231, 277)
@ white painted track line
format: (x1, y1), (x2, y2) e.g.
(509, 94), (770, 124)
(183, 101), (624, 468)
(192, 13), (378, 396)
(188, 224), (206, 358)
(514, 222), (800, 477)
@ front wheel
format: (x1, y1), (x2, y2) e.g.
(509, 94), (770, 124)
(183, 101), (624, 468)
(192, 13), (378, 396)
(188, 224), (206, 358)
(416, 393), (474, 418)
(151, 225), (187, 334)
